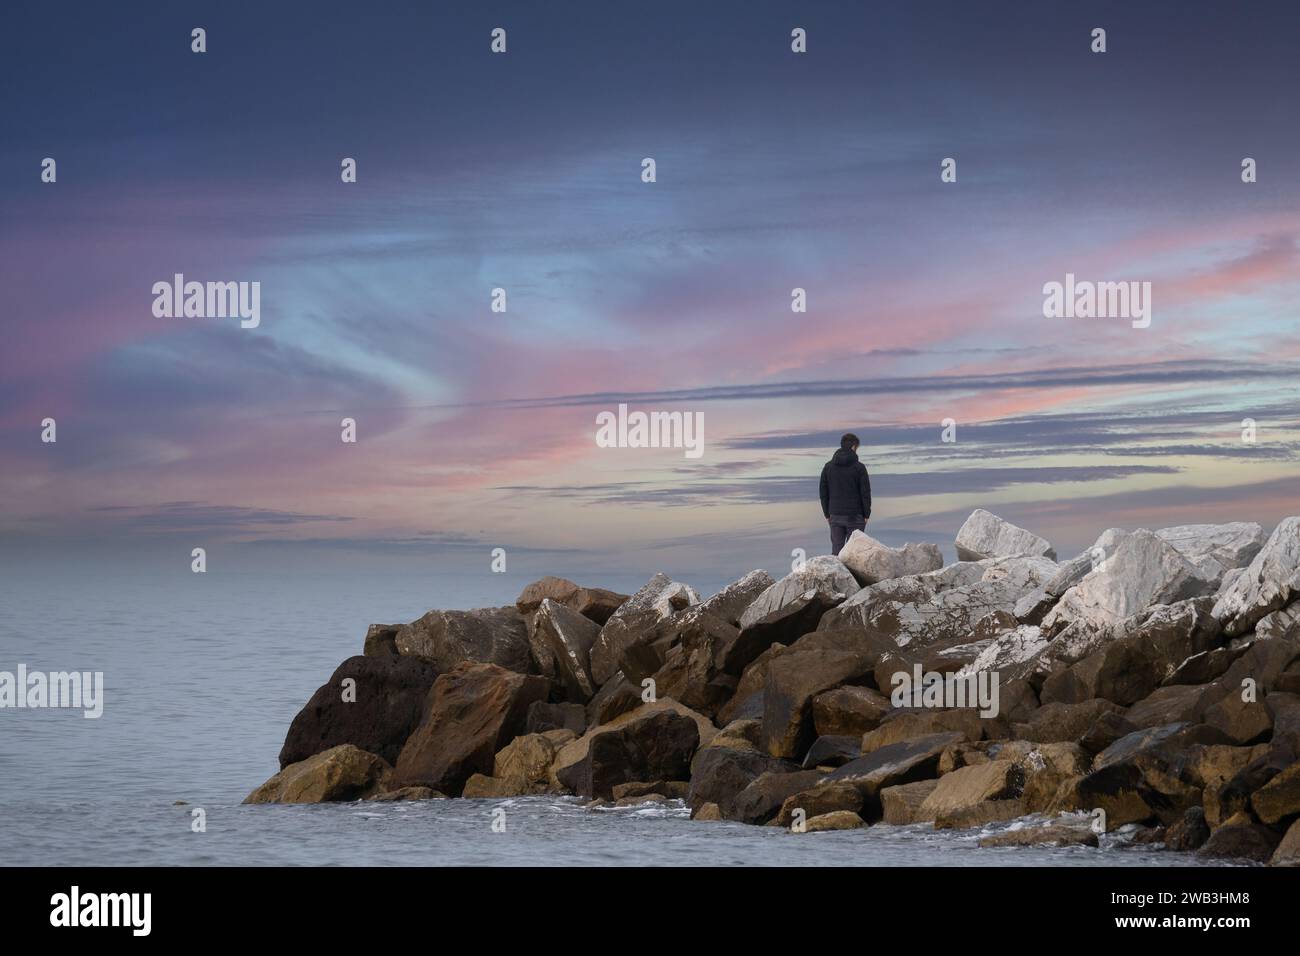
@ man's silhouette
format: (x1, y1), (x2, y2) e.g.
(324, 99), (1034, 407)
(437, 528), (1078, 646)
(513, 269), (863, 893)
(819, 433), (872, 555)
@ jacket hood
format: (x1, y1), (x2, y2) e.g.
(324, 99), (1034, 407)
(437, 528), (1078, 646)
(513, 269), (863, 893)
(831, 447), (859, 467)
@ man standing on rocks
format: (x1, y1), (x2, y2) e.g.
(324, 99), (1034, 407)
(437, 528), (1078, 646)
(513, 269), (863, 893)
(820, 433), (872, 555)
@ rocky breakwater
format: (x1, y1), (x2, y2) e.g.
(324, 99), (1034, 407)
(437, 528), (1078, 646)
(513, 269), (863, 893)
(246, 517), (1300, 866)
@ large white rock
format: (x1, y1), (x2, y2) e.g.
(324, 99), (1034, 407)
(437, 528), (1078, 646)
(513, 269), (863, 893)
(825, 557), (1057, 648)
(837, 531), (943, 586)
(1155, 522), (1267, 584)
(738, 555), (859, 629)
(1042, 529), (1215, 634)
(955, 509), (1056, 561)
(1212, 516), (1300, 637)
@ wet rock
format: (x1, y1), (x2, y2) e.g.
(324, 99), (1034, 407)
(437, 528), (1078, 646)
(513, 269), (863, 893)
(776, 779), (864, 827)
(917, 761), (1024, 822)
(804, 810), (866, 832)
(934, 798), (1026, 829)
(880, 779), (940, 824)
(611, 780), (689, 801)
(979, 823), (1099, 848)
(1197, 822), (1282, 862)
(692, 802), (724, 821)
(729, 769), (826, 824)
(245, 744), (392, 804)
(1271, 818), (1300, 866)
(367, 785), (443, 802)
(1164, 806), (1210, 851)
(687, 743), (797, 815)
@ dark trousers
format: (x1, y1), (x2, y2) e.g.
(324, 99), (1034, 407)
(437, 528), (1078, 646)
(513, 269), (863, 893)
(829, 515), (865, 555)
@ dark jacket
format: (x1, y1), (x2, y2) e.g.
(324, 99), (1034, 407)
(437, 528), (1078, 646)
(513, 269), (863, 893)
(820, 448), (872, 519)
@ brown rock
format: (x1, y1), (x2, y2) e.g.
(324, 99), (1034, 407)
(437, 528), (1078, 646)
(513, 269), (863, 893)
(776, 780), (865, 827)
(515, 576), (628, 624)
(363, 624), (400, 657)
(880, 779), (940, 824)
(278, 654), (440, 768)
(803, 810), (865, 832)
(692, 802), (724, 821)
(979, 824), (1098, 848)
(862, 709), (985, 754)
(918, 761), (1024, 821)
(934, 798), (1026, 829)
(1271, 818), (1300, 865)
(392, 662), (548, 795)
(1197, 822), (1282, 862)
(813, 685), (892, 738)
(245, 745), (392, 804)
(1251, 763), (1300, 825)
(395, 606), (533, 674)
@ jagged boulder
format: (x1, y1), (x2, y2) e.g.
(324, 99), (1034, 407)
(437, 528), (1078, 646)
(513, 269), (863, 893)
(555, 709), (700, 799)
(1155, 523), (1267, 585)
(552, 698), (717, 798)
(694, 570), (775, 626)
(1043, 530), (1216, 635)
(245, 744), (392, 804)
(529, 599), (602, 702)
(363, 624), (400, 657)
(395, 606), (533, 674)
(278, 654), (440, 768)
(956, 510), (1056, 561)
(739, 556), (859, 629)
(590, 573), (699, 685)
(392, 662), (548, 795)
(826, 556), (1056, 650)
(1038, 598), (1220, 707)
(824, 732), (965, 818)
(838, 531), (943, 586)
(1213, 516), (1300, 636)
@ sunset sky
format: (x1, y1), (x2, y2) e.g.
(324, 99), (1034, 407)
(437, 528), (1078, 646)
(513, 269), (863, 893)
(2, 0), (1298, 581)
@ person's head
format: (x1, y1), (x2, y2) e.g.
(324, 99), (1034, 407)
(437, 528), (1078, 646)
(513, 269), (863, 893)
(840, 433), (860, 452)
